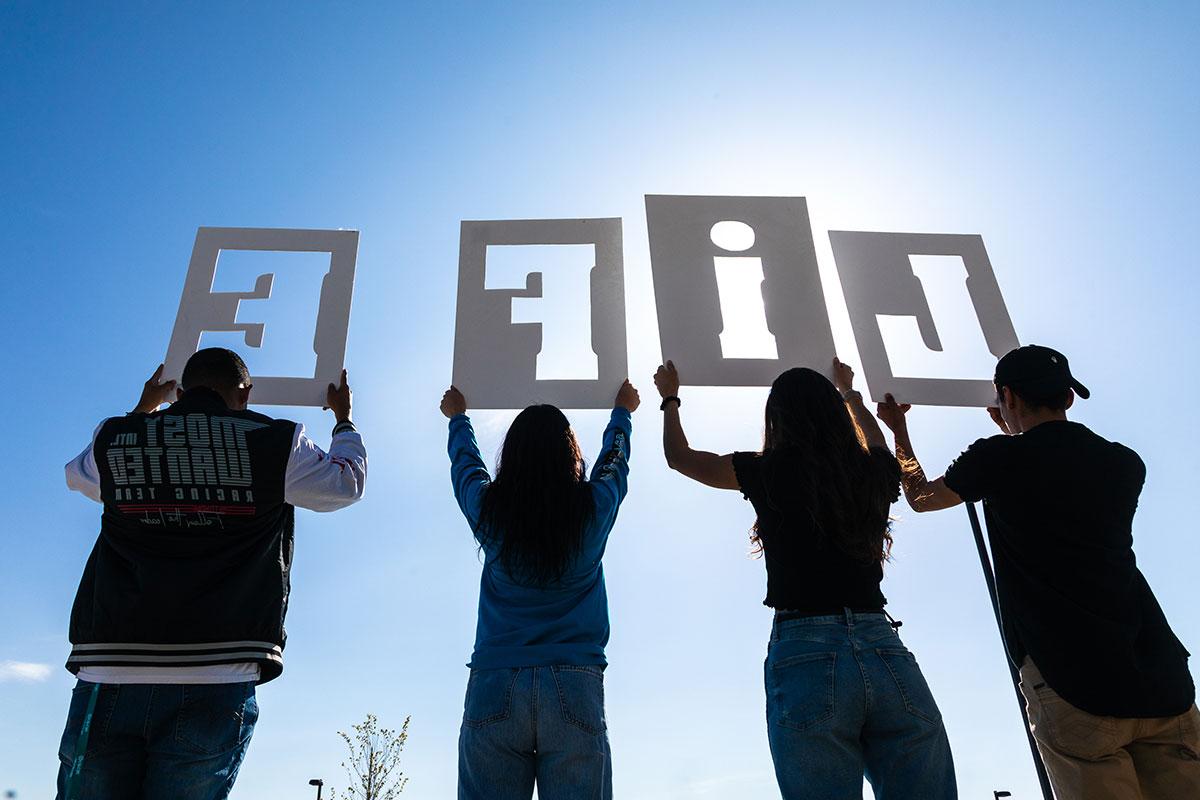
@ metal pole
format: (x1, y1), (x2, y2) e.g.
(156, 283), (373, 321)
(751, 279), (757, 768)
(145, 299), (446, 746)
(966, 502), (1055, 800)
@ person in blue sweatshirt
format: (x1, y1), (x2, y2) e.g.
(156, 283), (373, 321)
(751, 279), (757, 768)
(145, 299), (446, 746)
(440, 379), (640, 800)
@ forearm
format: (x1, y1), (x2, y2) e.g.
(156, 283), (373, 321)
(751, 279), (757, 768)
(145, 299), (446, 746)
(892, 425), (929, 504)
(448, 414), (489, 524)
(843, 391), (886, 450)
(661, 402), (690, 468)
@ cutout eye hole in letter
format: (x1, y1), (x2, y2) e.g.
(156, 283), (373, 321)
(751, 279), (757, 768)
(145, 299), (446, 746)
(163, 227), (359, 408)
(645, 195), (836, 386)
(830, 231), (1020, 407)
(452, 218), (627, 409)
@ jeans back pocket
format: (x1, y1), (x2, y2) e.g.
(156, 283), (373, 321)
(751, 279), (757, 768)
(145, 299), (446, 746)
(875, 647), (942, 725)
(551, 665), (607, 734)
(766, 652), (837, 731)
(175, 683), (258, 756)
(58, 682), (118, 764)
(463, 668), (520, 729)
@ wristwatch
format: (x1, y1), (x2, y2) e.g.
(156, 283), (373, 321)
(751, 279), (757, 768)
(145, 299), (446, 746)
(660, 395), (681, 411)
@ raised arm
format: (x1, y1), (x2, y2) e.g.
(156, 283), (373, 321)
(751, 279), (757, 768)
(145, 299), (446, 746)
(285, 370), (367, 512)
(589, 380), (638, 515)
(654, 360), (739, 490)
(831, 358), (887, 451)
(441, 385), (490, 529)
(66, 364), (178, 503)
(876, 394), (962, 512)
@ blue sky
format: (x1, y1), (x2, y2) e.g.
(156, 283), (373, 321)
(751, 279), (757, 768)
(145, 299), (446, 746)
(2, 2), (1199, 797)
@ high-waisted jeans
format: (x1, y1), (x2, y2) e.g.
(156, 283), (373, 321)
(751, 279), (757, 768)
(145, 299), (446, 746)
(765, 610), (957, 799)
(458, 665), (611, 800)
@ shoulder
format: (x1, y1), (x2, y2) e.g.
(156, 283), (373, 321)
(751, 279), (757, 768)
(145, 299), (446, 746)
(944, 434), (1010, 498)
(947, 433), (1013, 473)
(1108, 439), (1147, 482)
(958, 433), (1011, 461)
(731, 450), (762, 475)
(238, 407), (296, 433)
(731, 451), (766, 499)
(866, 445), (901, 478)
(235, 410), (300, 449)
(96, 414), (130, 435)
(238, 407), (289, 426)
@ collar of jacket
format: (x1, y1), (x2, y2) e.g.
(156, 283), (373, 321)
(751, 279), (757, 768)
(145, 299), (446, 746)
(167, 386), (233, 412)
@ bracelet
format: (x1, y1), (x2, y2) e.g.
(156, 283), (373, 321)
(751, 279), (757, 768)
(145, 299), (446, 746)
(660, 396), (681, 411)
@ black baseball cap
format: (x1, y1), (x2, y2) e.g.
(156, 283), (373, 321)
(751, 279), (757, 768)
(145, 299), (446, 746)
(994, 345), (1090, 399)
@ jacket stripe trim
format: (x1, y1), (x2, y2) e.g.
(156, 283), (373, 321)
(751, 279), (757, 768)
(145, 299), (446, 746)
(67, 652), (284, 665)
(70, 641), (282, 653)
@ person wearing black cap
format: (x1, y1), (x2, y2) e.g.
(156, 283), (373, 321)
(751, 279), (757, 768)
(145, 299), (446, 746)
(875, 345), (1199, 800)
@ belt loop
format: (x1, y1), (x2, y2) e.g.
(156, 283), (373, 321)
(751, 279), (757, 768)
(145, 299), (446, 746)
(843, 607), (853, 627)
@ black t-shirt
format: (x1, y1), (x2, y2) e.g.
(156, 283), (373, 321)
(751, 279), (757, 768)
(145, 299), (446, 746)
(944, 420), (1194, 717)
(732, 447), (898, 612)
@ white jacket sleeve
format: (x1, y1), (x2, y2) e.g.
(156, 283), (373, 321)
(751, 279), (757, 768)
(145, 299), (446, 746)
(284, 421), (368, 512)
(65, 421), (108, 503)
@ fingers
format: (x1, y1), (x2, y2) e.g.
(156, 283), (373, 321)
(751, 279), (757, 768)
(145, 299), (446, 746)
(150, 363), (165, 382)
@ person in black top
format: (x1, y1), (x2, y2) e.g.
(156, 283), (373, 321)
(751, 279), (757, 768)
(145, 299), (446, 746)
(654, 358), (957, 800)
(876, 344), (1200, 800)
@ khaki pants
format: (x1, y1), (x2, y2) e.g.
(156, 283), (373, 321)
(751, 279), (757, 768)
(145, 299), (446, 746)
(1019, 658), (1200, 799)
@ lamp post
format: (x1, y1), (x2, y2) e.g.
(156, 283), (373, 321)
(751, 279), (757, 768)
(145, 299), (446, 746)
(308, 778), (324, 800)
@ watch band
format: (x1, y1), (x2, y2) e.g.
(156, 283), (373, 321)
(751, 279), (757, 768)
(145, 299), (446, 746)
(660, 396), (681, 411)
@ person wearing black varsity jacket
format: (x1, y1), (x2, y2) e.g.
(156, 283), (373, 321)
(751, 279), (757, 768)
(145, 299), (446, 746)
(55, 348), (367, 800)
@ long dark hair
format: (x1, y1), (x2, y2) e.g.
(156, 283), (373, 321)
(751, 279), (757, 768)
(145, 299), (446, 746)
(477, 405), (594, 585)
(754, 367), (900, 563)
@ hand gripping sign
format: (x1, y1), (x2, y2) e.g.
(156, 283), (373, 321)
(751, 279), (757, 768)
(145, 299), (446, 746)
(163, 227), (359, 407)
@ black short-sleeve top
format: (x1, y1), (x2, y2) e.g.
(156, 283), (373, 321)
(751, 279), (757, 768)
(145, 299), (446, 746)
(731, 447), (898, 612)
(943, 421), (1194, 718)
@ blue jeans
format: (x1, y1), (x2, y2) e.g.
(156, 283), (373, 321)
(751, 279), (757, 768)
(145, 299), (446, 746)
(56, 680), (258, 800)
(459, 665), (611, 800)
(765, 611), (957, 800)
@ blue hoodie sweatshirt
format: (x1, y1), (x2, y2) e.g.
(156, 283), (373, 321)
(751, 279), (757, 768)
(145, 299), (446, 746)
(448, 407), (631, 669)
